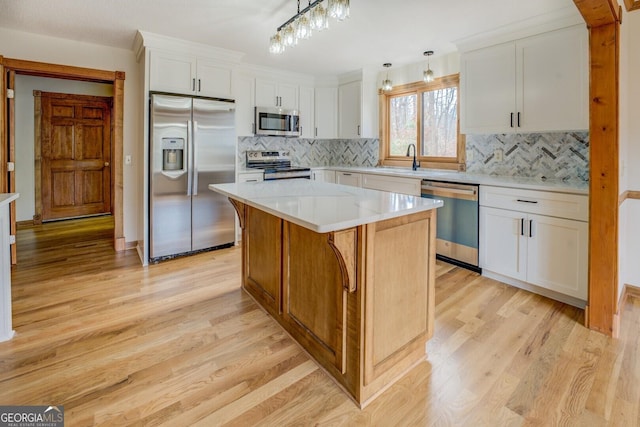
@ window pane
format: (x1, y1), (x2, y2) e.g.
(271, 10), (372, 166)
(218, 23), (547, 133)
(422, 87), (457, 157)
(389, 94), (417, 156)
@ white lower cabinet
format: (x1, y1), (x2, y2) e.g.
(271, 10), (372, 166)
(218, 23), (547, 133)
(335, 171), (362, 187)
(362, 174), (420, 196)
(311, 169), (336, 183)
(479, 185), (588, 305)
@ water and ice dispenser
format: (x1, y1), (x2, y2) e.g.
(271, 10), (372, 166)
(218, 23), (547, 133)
(162, 138), (184, 172)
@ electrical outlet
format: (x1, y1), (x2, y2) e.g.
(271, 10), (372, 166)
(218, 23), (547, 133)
(125, 155), (132, 165)
(494, 149), (503, 162)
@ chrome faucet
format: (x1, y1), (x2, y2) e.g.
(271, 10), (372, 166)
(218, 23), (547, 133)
(406, 144), (420, 171)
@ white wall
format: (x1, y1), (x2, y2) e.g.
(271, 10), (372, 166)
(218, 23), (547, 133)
(14, 75), (113, 221)
(618, 2), (640, 294)
(0, 28), (142, 242)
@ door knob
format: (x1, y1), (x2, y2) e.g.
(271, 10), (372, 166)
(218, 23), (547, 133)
(104, 162), (110, 167)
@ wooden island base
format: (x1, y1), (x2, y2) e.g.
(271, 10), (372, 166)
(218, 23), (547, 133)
(230, 199), (437, 408)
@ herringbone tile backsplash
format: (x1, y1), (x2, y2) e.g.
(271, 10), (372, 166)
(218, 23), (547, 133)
(465, 132), (589, 182)
(238, 132), (589, 182)
(238, 137), (380, 168)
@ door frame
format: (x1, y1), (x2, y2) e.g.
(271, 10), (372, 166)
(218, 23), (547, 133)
(0, 57), (126, 251)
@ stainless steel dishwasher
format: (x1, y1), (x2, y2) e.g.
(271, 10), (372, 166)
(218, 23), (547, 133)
(421, 180), (480, 272)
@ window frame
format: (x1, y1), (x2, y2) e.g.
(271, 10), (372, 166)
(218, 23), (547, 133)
(378, 73), (465, 170)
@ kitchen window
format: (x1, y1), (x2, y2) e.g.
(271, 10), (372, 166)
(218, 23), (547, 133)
(379, 74), (465, 170)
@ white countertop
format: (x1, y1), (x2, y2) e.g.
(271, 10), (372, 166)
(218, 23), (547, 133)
(210, 180), (443, 233)
(0, 193), (19, 207)
(324, 166), (589, 195)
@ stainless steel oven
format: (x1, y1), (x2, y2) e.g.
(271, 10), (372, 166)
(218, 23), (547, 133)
(246, 150), (311, 180)
(421, 180), (480, 272)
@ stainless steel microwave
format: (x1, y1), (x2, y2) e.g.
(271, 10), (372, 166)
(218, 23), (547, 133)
(254, 106), (300, 137)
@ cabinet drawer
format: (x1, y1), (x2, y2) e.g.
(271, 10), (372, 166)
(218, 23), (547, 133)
(362, 174), (421, 196)
(480, 186), (587, 221)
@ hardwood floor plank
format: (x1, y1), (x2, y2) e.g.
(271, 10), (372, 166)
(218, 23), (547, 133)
(1, 217), (639, 425)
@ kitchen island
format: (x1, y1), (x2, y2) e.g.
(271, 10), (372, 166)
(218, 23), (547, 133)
(209, 180), (442, 408)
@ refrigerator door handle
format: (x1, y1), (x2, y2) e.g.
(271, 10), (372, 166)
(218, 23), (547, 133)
(193, 121), (199, 196)
(187, 120), (193, 196)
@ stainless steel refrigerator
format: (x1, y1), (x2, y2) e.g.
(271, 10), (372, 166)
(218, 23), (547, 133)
(149, 94), (236, 261)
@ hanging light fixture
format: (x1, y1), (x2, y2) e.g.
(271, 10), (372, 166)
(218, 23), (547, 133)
(310, 2), (329, 31)
(328, 0), (350, 21)
(423, 50), (435, 83)
(382, 63), (393, 92)
(269, 0), (349, 54)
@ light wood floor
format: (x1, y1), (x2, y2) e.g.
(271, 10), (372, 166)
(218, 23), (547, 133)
(2, 216), (639, 426)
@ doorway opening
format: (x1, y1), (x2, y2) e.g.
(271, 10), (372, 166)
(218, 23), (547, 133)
(1, 57), (125, 263)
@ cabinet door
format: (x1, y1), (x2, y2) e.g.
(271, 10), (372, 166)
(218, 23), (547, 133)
(149, 51), (196, 95)
(315, 87), (338, 138)
(526, 214), (588, 300)
(339, 81), (362, 138)
(517, 25), (588, 132)
(299, 86), (315, 138)
(196, 59), (232, 99)
(282, 223), (348, 373)
(233, 72), (255, 136)
(278, 82), (299, 110)
(255, 79), (278, 107)
(311, 170), (336, 183)
(479, 207), (526, 281)
(361, 174), (420, 196)
(460, 42), (516, 134)
(336, 172), (362, 187)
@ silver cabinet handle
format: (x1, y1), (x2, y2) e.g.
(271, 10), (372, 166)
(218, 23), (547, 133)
(315, 127), (318, 137)
(516, 199), (538, 204)
(192, 78), (196, 91)
(357, 125), (360, 136)
(520, 218), (524, 236)
(529, 219), (533, 237)
(510, 112), (514, 128)
(198, 79), (201, 92)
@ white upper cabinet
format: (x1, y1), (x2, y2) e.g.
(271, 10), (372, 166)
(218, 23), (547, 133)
(255, 79), (299, 110)
(196, 58), (233, 98)
(314, 87), (338, 139)
(338, 81), (362, 138)
(149, 50), (233, 99)
(299, 86), (315, 138)
(461, 25), (588, 134)
(149, 51), (197, 95)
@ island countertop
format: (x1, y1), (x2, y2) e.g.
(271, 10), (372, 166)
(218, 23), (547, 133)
(209, 179), (443, 233)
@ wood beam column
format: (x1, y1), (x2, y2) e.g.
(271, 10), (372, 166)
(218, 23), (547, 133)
(573, 0), (620, 336)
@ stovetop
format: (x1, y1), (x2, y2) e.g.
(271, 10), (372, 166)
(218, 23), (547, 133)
(246, 150), (310, 172)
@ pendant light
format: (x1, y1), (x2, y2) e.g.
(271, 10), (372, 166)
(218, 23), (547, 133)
(423, 50), (434, 83)
(382, 63), (393, 92)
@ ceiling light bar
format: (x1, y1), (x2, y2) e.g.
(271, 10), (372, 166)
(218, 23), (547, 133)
(269, 0), (350, 54)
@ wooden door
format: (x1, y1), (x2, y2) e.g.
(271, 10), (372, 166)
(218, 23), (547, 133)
(38, 92), (112, 221)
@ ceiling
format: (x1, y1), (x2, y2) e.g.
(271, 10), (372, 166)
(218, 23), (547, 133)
(0, 0), (582, 77)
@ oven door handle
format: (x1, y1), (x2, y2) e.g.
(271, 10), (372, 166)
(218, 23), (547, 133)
(421, 185), (477, 197)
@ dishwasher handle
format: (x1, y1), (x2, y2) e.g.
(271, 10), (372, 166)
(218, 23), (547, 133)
(421, 184), (477, 197)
